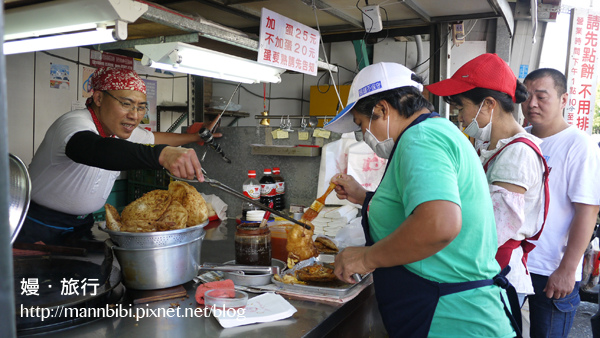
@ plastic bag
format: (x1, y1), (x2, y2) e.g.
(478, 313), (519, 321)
(334, 217), (366, 249)
(581, 237), (600, 291)
(317, 133), (358, 205)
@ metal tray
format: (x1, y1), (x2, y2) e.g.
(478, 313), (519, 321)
(271, 255), (371, 298)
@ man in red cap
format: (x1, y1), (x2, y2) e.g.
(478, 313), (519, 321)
(16, 67), (213, 245)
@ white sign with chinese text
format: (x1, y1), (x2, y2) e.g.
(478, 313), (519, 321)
(258, 8), (319, 76)
(565, 8), (600, 135)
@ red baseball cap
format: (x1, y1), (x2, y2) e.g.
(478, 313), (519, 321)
(426, 53), (517, 102)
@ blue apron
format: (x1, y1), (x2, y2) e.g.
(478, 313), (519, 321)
(361, 112), (522, 337)
(16, 201), (94, 245)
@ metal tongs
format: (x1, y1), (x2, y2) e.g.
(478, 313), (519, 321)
(166, 171), (311, 230)
(199, 263), (280, 275)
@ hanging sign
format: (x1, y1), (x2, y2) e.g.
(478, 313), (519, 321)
(565, 8), (600, 135)
(90, 50), (134, 70)
(258, 8), (319, 76)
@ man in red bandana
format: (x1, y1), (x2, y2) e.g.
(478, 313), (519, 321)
(16, 67), (213, 245)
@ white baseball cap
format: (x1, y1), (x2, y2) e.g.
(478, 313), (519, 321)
(324, 62), (423, 134)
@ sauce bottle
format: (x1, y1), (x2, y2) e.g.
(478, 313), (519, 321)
(242, 170), (260, 221)
(259, 168), (276, 208)
(272, 167), (285, 211)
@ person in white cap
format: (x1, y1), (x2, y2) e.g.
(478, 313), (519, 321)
(325, 62), (516, 337)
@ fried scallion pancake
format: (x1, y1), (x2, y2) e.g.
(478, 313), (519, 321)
(158, 200), (188, 230)
(273, 273), (307, 285)
(121, 190), (172, 223)
(295, 264), (337, 282)
(314, 236), (339, 254)
(104, 204), (122, 231)
(104, 181), (209, 233)
(168, 181), (209, 226)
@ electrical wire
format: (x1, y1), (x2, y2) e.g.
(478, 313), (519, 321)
(213, 81), (309, 102)
(411, 30), (451, 72)
(336, 64), (358, 75)
(211, 82), (241, 133)
(462, 19), (479, 40)
(312, 0), (345, 110)
(354, 0), (371, 71)
(316, 71), (331, 93)
(316, 63), (357, 93)
(376, 6), (390, 43)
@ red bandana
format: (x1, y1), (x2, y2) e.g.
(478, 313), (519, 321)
(90, 67), (146, 94)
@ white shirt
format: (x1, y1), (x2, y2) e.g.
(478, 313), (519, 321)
(28, 109), (154, 215)
(526, 125), (600, 280)
(480, 132), (545, 294)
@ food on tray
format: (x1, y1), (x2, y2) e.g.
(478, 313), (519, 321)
(286, 222), (318, 269)
(273, 273), (307, 285)
(314, 236), (339, 254)
(295, 264), (337, 283)
(105, 181), (208, 232)
(274, 263), (337, 285)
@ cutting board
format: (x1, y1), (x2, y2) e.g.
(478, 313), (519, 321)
(128, 285), (187, 304)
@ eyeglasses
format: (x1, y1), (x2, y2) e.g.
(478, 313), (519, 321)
(102, 91), (149, 114)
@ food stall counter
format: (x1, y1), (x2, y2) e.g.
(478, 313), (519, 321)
(20, 219), (386, 337)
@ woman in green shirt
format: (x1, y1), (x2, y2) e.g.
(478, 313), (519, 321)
(324, 62), (517, 337)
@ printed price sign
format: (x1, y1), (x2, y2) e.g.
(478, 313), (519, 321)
(565, 8), (600, 135)
(90, 50), (134, 70)
(258, 8), (320, 76)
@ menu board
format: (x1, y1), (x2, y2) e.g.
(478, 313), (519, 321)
(565, 8), (600, 135)
(257, 8), (320, 76)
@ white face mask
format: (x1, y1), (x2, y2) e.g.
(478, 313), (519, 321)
(463, 101), (493, 141)
(364, 110), (394, 159)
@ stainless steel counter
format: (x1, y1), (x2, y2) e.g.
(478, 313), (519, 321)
(20, 219), (386, 337)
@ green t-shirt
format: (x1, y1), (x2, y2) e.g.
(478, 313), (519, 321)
(369, 117), (514, 337)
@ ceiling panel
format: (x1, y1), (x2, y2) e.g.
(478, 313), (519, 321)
(415, 0), (499, 17)
(160, 1), (261, 30)
(3, 0), (515, 52)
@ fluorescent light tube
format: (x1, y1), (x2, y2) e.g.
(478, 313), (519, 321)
(4, 29), (117, 55)
(144, 59), (260, 84)
(4, 0), (147, 41)
(136, 42), (285, 84)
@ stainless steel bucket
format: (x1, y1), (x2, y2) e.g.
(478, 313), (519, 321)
(107, 229), (205, 290)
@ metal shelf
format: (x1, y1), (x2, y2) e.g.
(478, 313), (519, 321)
(250, 144), (321, 157)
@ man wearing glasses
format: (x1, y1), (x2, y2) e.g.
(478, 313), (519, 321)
(15, 67), (210, 245)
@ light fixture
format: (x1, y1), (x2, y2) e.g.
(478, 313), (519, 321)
(136, 42), (286, 84)
(4, 0), (146, 41)
(4, 26), (125, 55)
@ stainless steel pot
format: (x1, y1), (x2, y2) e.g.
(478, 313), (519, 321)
(106, 229), (205, 290)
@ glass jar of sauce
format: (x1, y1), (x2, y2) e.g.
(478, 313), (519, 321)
(235, 224), (271, 266)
